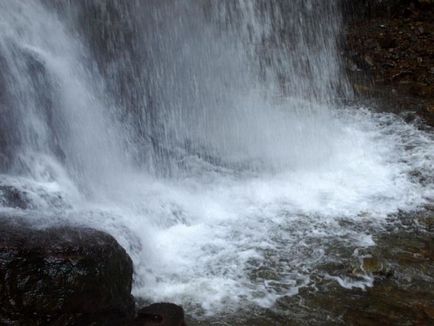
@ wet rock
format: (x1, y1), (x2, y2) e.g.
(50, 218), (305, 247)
(350, 256), (390, 278)
(353, 84), (373, 96)
(0, 185), (29, 209)
(344, 0), (434, 116)
(133, 303), (186, 326)
(378, 34), (397, 49)
(0, 218), (135, 325)
(361, 257), (385, 274)
(420, 216), (434, 232)
(423, 305), (434, 319)
(0, 177), (73, 210)
(364, 55), (375, 67)
(417, 104), (434, 126)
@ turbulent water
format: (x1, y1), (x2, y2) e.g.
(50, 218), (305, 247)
(0, 0), (433, 318)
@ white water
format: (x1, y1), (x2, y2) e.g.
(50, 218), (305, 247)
(4, 108), (433, 315)
(0, 0), (434, 317)
(107, 109), (434, 313)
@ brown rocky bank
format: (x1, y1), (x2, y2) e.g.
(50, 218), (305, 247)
(344, 0), (434, 125)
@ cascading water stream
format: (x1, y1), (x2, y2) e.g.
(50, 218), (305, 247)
(0, 0), (433, 317)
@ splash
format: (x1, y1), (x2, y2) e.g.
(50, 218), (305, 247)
(0, 0), (433, 316)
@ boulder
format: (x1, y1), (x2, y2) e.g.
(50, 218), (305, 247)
(0, 218), (135, 325)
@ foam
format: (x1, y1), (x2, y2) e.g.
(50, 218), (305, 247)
(92, 108), (434, 314)
(2, 107), (433, 314)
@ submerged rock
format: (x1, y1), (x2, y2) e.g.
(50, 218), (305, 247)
(0, 185), (29, 209)
(133, 303), (186, 326)
(361, 257), (383, 274)
(0, 218), (135, 325)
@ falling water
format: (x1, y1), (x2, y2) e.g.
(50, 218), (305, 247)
(0, 0), (433, 318)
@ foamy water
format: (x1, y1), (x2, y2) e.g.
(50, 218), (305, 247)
(2, 106), (433, 315)
(1, 0), (434, 317)
(127, 108), (433, 313)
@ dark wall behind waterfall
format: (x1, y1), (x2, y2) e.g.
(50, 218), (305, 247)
(0, 0), (350, 187)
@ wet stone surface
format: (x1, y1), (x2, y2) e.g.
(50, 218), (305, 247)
(344, 0), (434, 127)
(0, 217), (135, 326)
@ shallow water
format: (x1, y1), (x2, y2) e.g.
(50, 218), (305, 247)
(184, 210), (434, 325)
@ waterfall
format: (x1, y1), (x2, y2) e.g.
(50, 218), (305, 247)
(1, 0), (433, 316)
(0, 0), (130, 197)
(43, 0), (350, 176)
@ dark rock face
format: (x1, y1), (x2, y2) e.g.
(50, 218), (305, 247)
(0, 218), (135, 325)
